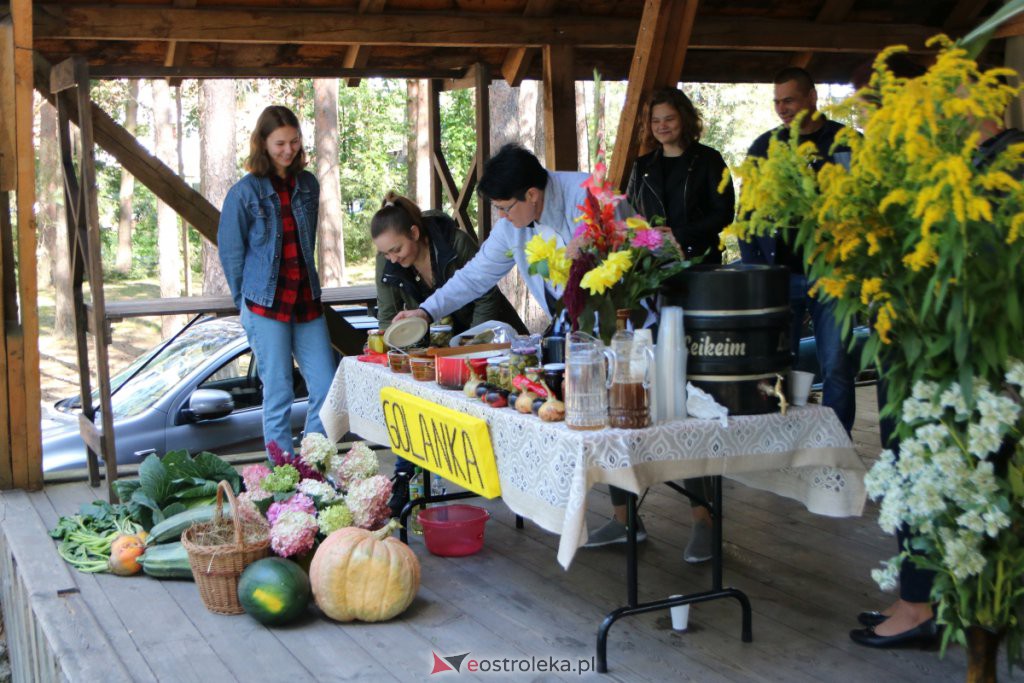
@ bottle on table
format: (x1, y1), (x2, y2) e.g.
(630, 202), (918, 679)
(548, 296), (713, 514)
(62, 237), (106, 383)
(408, 467), (425, 535)
(608, 309), (654, 429)
(430, 471), (445, 498)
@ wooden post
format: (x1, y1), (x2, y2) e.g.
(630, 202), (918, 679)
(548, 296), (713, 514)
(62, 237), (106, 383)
(427, 78), (443, 212)
(474, 63), (492, 240)
(609, 0), (700, 190)
(6, 0), (43, 489)
(542, 44), (578, 171)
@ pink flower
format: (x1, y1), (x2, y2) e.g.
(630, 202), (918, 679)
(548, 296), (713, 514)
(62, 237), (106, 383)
(267, 492), (316, 526)
(235, 491), (270, 528)
(631, 229), (664, 251)
(269, 510), (317, 558)
(241, 464), (271, 492)
(345, 475), (393, 530)
(267, 440), (323, 481)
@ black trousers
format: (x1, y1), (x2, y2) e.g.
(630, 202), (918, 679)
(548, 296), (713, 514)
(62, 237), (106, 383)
(608, 478), (713, 510)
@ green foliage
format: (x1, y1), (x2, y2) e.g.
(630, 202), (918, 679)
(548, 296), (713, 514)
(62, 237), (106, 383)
(439, 89), (478, 220)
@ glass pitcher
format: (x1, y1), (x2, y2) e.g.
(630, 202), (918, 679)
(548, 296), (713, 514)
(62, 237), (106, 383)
(564, 331), (614, 431)
(607, 327), (655, 429)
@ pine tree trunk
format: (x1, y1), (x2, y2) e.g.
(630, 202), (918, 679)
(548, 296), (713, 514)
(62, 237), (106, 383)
(115, 80), (138, 276)
(152, 79), (184, 336)
(314, 78), (345, 286)
(40, 101), (75, 337)
(199, 80), (234, 297)
(575, 81), (589, 171)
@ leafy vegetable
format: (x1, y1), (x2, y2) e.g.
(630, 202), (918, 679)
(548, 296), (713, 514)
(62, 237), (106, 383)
(49, 501), (143, 573)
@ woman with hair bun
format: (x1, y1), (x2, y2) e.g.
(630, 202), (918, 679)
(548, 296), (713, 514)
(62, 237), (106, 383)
(218, 105), (337, 455)
(371, 192), (526, 514)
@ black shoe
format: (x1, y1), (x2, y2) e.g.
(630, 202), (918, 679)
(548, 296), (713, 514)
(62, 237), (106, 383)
(857, 611), (888, 627)
(387, 472), (411, 518)
(849, 618), (939, 649)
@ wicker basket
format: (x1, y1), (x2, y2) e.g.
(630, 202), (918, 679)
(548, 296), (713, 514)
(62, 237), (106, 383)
(181, 480), (270, 615)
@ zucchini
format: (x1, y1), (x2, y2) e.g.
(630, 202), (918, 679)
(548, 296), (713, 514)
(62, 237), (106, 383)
(147, 505), (229, 545)
(138, 542), (193, 580)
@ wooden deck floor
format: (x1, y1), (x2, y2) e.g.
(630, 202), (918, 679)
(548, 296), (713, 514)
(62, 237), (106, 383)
(1, 387), (995, 681)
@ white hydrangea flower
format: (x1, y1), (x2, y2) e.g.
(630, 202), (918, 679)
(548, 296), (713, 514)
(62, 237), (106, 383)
(870, 557), (901, 592)
(299, 432), (337, 470)
(939, 383), (968, 417)
(967, 422), (1002, 458)
(978, 394), (1020, 430)
(981, 507), (1011, 537)
(297, 478), (339, 503)
(915, 423), (950, 452)
(912, 380), (940, 401)
(1006, 359), (1024, 388)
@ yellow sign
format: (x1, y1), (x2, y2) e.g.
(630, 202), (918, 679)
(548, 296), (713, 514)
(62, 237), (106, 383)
(380, 387), (501, 498)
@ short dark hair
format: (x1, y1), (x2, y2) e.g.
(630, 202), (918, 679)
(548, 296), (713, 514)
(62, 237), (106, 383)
(370, 191), (426, 241)
(642, 87), (703, 149)
(773, 67), (816, 94)
(477, 143), (548, 201)
(245, 106), (307, 177)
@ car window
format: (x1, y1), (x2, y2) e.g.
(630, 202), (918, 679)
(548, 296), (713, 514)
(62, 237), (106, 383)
(106, 321), (244, 419)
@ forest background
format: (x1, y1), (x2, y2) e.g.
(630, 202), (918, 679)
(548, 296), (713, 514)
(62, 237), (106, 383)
(33, 77), (851, 403)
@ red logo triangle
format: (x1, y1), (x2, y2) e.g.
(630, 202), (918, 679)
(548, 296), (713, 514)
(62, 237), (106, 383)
(431, 652), (455, 675)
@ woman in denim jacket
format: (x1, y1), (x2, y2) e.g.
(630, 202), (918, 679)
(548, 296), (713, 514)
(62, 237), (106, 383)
(218, 106), (337, 454)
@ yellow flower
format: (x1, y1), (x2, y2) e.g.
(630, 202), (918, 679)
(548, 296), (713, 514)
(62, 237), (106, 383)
(626, 216), (650, 230)
(548, 250), (571, 287)
(875, 301), (896, 344)
(525, 234), (557, 265)
(579, 250), (633, 296)
(860, 277), (884, 305)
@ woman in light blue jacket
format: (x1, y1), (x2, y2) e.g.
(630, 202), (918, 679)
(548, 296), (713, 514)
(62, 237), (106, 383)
(218, 106), (337, 454)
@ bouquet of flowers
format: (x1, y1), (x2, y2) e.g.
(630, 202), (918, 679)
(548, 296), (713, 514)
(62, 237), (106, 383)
(864, 366), (1024, 662)
(238, 436), (393, 558)
(525, 148), (691, 342)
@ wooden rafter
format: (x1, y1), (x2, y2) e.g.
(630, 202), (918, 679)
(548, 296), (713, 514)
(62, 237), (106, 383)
(34, 54), (219, 242)
(87, 64), (469, 80)
(32, 6), (939, 55)
(163, 0), (198, 87)
(945, 0), (991, 30)
(609, 0), (700, 190)
(342, 0), (387, 87)
(501, 0), (557, 87)
(790, 0), (856, 69)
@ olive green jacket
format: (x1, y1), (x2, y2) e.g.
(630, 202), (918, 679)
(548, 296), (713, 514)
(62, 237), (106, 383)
(375, 213), (527, 335)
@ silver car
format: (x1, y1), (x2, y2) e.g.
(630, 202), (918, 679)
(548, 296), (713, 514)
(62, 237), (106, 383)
(42, 316), (324, 473)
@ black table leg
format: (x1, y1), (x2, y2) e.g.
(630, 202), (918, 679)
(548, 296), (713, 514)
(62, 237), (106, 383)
(596, 476), (753, 674)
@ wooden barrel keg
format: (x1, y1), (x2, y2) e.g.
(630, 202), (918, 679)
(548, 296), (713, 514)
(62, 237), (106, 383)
(663, 264), (791, 415)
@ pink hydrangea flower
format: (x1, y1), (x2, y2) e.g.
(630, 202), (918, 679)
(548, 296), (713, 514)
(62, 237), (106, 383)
(241, 464), (272, 492)
(631, 229), (664, 251)
(266, 492), (316, 526)
(346, 474), (393, 530)
(235, 491), (270, 528)
(269, 510), (317, 557)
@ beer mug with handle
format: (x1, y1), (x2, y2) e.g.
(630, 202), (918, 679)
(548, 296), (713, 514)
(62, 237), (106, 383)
(564, 331), (615, 430)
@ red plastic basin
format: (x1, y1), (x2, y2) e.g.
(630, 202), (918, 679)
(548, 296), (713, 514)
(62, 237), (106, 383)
(418, 504), (491, 557)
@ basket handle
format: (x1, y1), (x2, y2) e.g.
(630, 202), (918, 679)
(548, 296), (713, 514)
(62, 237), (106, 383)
(213, 480), (244, 550)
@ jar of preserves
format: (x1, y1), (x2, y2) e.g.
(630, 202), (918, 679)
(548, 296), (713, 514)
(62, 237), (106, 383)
(486, 356), (504, 387)
(509, 334), (542, 380)
(366, 329), (385, 354)
(429, 323), (454, 348)
(497, 357), (512, 391)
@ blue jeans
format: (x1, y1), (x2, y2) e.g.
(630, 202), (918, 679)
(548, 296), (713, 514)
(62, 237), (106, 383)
(241, 307), (338, 453)
(789, 274), (856, 434)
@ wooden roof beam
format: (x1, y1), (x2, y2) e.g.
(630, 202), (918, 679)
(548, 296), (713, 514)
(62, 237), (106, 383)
(609, 0), (699, 190)
(163, 0), (197, 86)
(945, 0), (990, 30)
(33, 6), (938, 54)
(342, 0), (387, 87)
(501, 0), (557, 87)
(33, 53), (220, 242)
(790, 0), (856, 69)
(86, 64), (469, 80)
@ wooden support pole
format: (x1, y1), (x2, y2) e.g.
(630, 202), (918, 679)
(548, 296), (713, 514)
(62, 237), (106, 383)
(542, 44), (578, 171)
(9, 0), (42, 489)
(427, 78), (444, 212)
(609, 0), (699, 190)
(474, 62), (491, 240)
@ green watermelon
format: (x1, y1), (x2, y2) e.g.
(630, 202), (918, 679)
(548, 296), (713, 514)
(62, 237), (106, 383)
(237, 557), (311, 625)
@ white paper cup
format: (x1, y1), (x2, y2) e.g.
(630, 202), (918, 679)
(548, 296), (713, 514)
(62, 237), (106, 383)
(669, 595), (690, 631)
(789, 370), (815, 406)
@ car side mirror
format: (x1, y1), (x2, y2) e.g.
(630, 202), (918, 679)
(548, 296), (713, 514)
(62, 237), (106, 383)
(184, 388), (234, 422)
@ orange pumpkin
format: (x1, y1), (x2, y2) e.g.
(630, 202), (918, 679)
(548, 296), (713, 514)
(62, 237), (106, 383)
(309, 521), (420, 622)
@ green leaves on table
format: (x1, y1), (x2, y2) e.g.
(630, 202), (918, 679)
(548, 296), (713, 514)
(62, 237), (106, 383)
(112, 450), (241, 530)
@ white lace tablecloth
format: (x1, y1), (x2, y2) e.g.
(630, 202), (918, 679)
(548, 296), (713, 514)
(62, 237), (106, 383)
(321, 357), (867, 569)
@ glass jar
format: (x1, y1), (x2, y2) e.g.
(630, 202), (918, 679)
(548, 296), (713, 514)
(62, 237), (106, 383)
(607, 316), (654, 429)
(486, 356), (504, 387)
(366, 329), (385, 354)
(509, 334), (542, 380)
(409, 355), (436, 382)
(429, 323), (453, 348)
(497, 357), (512, 391)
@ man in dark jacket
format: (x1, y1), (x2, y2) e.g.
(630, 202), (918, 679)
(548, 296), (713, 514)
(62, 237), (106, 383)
(740, 67), (856, 435)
